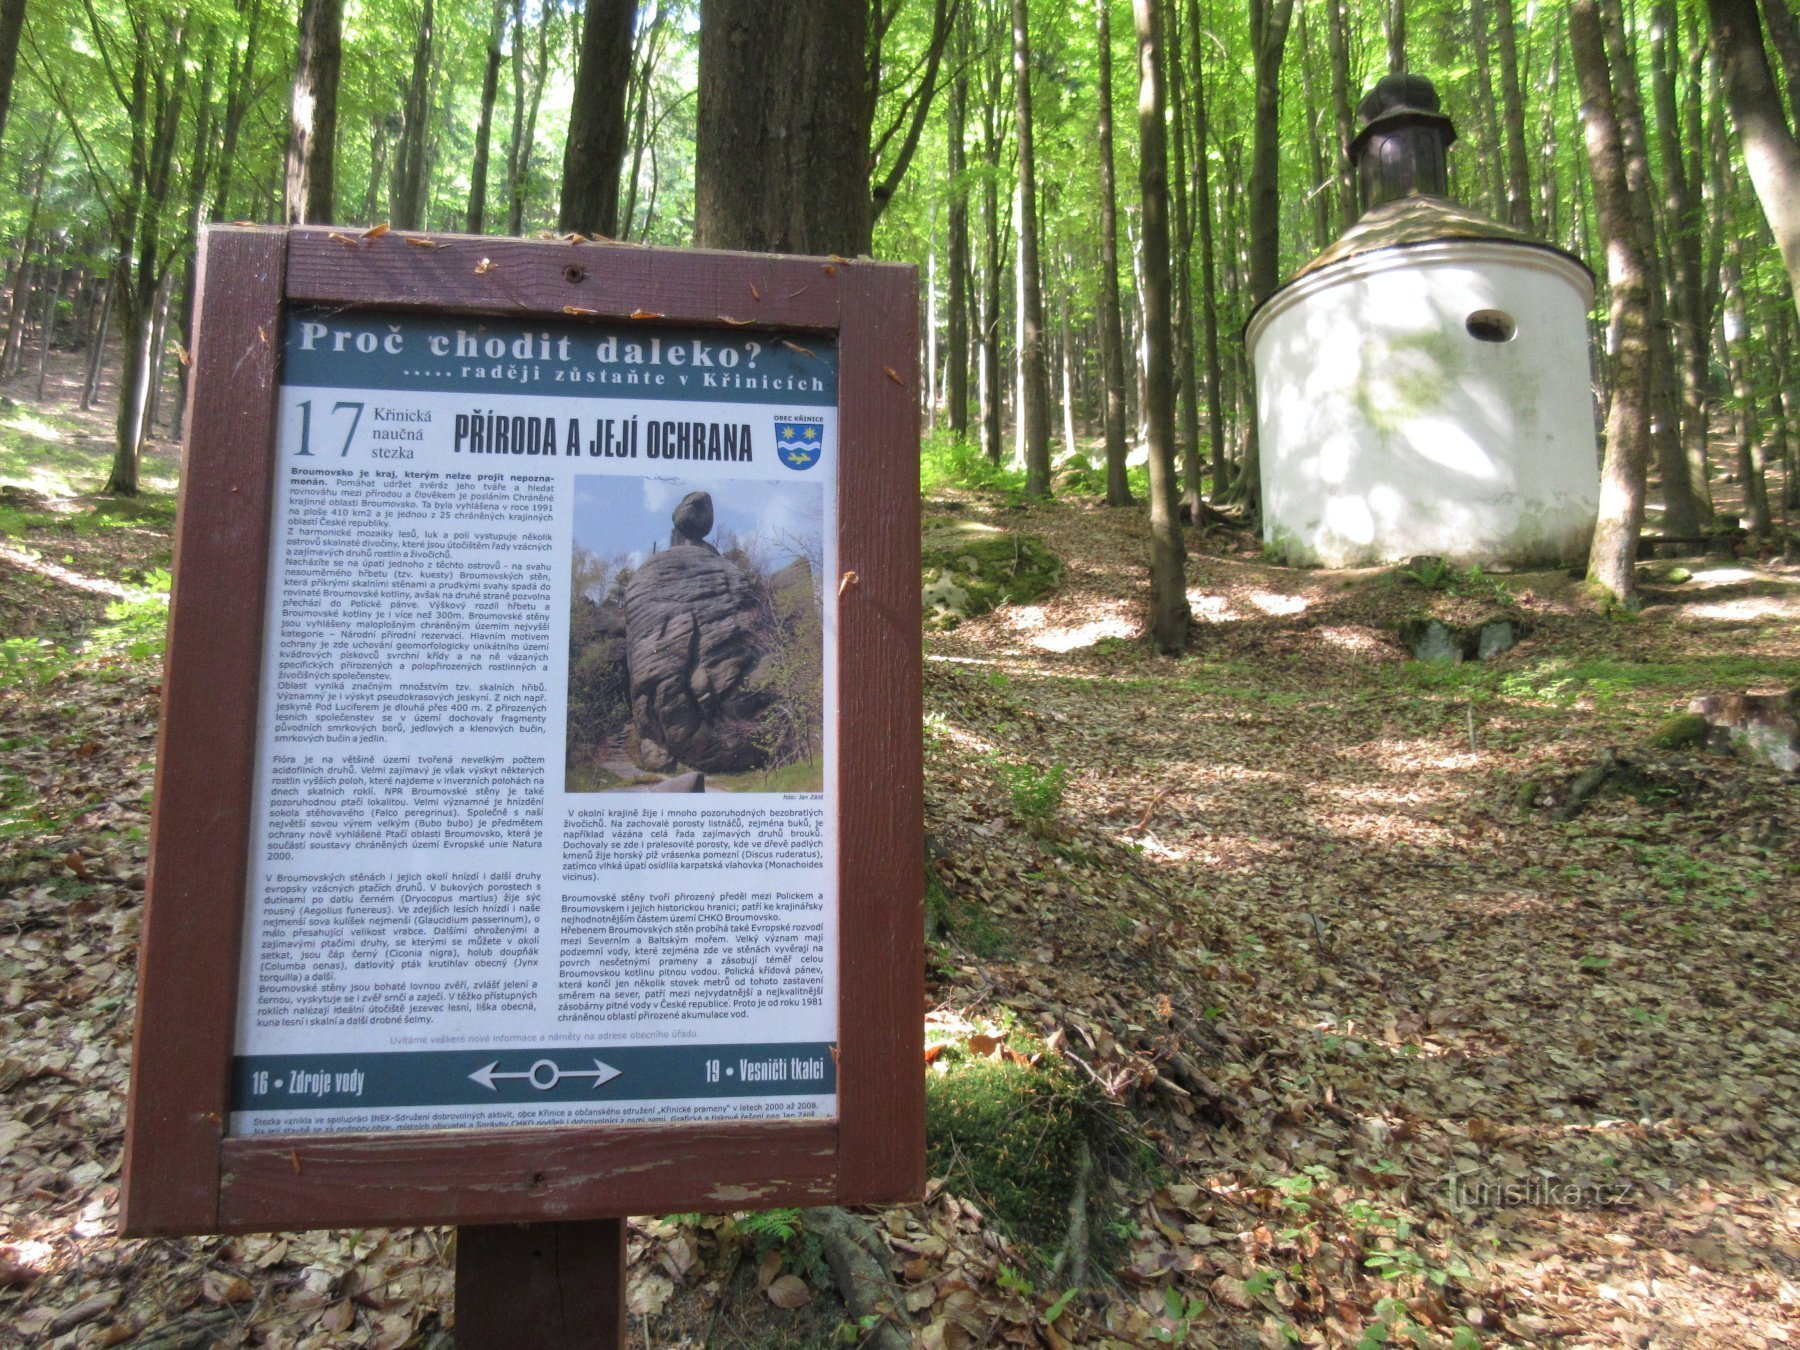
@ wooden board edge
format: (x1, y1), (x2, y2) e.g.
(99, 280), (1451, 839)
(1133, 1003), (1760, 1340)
(215, 1120), (839, 1233)
(121, 226), (289, 1236)
(832, 261), (925, 1208)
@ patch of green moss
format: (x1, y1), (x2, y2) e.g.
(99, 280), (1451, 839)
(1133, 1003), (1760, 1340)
(926, 1052), (1089, 1252)
(920, 521), (1061, 630)
(924, 868), (1009, 957)
(1649, 713), (1709, 750)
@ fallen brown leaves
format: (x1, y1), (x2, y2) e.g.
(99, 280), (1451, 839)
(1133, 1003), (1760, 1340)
(5, 465), (1800, 1346)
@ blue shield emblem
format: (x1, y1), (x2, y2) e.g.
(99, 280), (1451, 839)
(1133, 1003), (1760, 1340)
(775, 420), (824, 470)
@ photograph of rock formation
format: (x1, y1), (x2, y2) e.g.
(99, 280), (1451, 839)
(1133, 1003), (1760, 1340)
(566, 478), (826, 794)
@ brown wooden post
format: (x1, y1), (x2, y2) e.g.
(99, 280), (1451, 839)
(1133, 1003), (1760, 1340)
(455, 1219), (626, 1348)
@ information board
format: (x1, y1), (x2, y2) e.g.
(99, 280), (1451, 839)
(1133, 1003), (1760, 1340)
(237, 310), (841, 1136)
(122, 227), (921, 1236)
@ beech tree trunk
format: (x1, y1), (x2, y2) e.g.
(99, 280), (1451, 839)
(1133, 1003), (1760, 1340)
(467, 0), (506, 232)
(390, 0), (435, 230)
(1652, 0), (1714, 524)
(945, 8), (970, 437)
(1571, 0), (1652, 606)
(81, 273), (113, 410)
(694, 0), (872, 256)
(1188, 0), (1227, 498)
(210, 0), (266, 222)
(1599, 0), (1697, 536)
(559, 0), (635, 237)
(1323, 0), (1355, 229)
(0, 0), (28, 154)
(1133, 0), (1190, 655)
(283, 0), (343, 224)
(979, 27), (1004, 465)
(1494, 0), (1533, 230)
(1095, 0), (1131, 505)
(1721, 238), (1772, 534)
(1707, 0), (1800, 319)
(1237, 0), (1294, 519)
(1010, 0), (1052, 496)
(1168, 3), (1201, 512)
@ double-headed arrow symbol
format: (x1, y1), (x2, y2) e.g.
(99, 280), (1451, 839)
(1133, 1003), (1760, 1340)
(468, 1057), (623, 1092)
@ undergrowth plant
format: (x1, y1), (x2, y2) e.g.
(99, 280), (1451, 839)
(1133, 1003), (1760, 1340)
(920, 429), (1028, 497)
(991, 757), (1069, 823)
(0, 569), (170, 691)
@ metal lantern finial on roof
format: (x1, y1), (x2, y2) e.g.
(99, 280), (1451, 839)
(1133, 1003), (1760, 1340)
(1349, 73), (1458, 212)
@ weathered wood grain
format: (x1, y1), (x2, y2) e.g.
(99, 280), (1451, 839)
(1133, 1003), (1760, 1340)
(217, 1121), (838, 1232)
(834, 261), (926, 1207)
(121, 227), (288, 1236)
(284, 227), (845, 331)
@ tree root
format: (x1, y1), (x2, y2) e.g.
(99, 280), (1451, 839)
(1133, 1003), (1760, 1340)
(800, 1207), (911, 1350)
(1048, 1139), (1093, 1290)
(1554, 748), (1618, 820)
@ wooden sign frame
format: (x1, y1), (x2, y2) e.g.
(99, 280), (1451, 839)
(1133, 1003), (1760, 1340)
(121, 225), (923, 1237)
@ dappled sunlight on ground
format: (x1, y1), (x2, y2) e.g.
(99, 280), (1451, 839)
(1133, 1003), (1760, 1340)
(1247, 590), (1309, 616)
(1681, 594), (1800, 622)
(0, 543), (135, 599)
(1003, 600), (1142, 652)
(1187, 591), (1242, 621)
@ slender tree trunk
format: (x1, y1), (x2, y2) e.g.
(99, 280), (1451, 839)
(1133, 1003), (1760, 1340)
(980, 51), (1004, 465)
(284, 0), (343, 223)
(869, 0), (957, 226)
(142, 274), (172, 440)
(1774, 305), (1799, 515)
(211, 0), (265, 221)
(81, 273), (114, 410)
(4, 256), (34, 377)
(926, 208), (939, 426)
(1721, 237), (1772, 534)
(946, 8), (970, 437)
(1707, 0), (1800, 320)
(695, 0), (872, 255)
(390, 0), (435, 230)
(467, 0), (506, 231)
(3, 141), (49, 375)
(1055, 288), (1077, 458)
(1096, 0), (1131, 505)
(1324, 0), (1356, 228)
(1133, 0), (1190, 654)
(1189, 0), (1227, 499)
(0, 0), (29, 155)
(1652, 0), (1714, 525)
(1494, 0), (1533, 229)
(1537, 44), (1563, 239)
(1572, 0), (1653, 605)
(1011, 0), (1052, 494)
(109, 22), (187, 495)
(32, 264), (61, 402)
(1237, 0), (1295, 521)
(506, 0), (527, 232)
(1470, 0), (1507, 216)
(559, 0), (635, 236)
(1168, 0), (1201, 512)
(1385, 0), (1406, 73)
(1600, 0), (1697, 536)
(505, 0), (550, 235)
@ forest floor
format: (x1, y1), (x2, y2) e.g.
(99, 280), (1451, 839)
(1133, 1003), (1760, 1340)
(1, 362), (1798, 1348)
